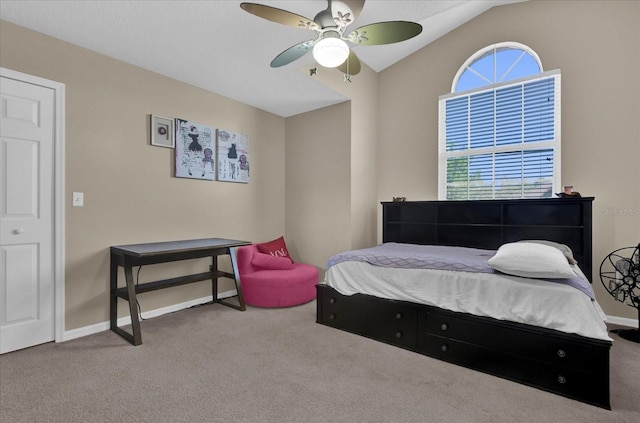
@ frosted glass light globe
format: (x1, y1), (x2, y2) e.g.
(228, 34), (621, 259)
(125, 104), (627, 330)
(312, 37), (349, 68)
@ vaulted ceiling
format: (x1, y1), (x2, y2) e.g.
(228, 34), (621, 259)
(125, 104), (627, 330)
(0, 0), (523, 117)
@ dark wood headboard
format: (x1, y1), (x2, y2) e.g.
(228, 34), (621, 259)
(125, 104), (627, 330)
(381, 198), (594, 282)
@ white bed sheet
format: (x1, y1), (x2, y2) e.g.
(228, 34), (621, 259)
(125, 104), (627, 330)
(325, 261), (612, 341)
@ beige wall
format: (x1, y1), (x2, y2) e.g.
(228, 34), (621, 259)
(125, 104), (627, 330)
(303, 64), (380, 251)
(285, 62), (379, 281)
(1, 21), (287, 330)
(1, 0), (637, 332)
(285, 102), (351, 279)
(378, 0), (640, 319)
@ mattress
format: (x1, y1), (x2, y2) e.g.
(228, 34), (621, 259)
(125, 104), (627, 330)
(325, 260), (612, 341)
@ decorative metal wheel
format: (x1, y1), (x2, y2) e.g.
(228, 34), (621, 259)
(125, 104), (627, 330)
(600, 243), (640, 342)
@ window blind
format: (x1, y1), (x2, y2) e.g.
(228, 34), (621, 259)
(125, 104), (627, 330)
(439, 71), (560, 200)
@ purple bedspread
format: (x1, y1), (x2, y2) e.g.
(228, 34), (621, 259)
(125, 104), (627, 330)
(328, 243), (495, 272)
(327, 243), (595, 299)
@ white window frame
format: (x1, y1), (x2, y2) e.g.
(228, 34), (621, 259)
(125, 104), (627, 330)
(438, 43), (561, 201)
(452, 42), (543, 93)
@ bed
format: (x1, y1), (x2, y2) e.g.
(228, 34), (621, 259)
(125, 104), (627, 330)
(316, 198), (612, 409)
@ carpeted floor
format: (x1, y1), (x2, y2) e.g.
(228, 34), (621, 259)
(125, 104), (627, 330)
(1, 300), (638, 423)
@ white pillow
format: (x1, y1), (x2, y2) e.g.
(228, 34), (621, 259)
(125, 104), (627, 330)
(487, 242), (576, 279)
(516, 239), (577, 265)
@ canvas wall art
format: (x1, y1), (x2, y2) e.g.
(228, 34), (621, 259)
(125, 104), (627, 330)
(175, 118), (215, 180)
(217, 129), (249, 183)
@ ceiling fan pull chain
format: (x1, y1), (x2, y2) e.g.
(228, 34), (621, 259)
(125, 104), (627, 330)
(344, 56), (352, 82)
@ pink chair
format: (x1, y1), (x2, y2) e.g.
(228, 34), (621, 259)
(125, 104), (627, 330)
(235, 244), (318, 307)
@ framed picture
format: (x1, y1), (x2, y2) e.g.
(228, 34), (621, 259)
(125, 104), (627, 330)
(175, 118), (216, 180)
(217, 129), (249, 183)
(150, 114), (175, 148)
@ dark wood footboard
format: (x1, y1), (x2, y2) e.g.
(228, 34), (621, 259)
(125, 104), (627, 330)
(316, 284), (611, 409)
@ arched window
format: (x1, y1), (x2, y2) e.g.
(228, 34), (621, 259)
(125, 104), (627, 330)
(453, 42), (543, 92)
(438, 42), (560, 200)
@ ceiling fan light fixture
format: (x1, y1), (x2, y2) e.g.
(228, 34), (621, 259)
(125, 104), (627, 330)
(240, 0), (421, 76)
(312, 36), (349, 68)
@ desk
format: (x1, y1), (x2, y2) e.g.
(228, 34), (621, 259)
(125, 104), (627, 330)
(110, 238), (251, 345)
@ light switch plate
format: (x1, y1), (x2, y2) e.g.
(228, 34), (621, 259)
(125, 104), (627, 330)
(72, 192), (84, 207)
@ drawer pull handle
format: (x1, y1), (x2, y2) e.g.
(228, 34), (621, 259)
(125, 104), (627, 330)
(395, 331), (403, 339)
(329, 298), (336, 304)
(440, 323), (448, 331)
(557, 349), (566, 358)
(557, 375), (566, 384)
(395, 312), (403, 320)
(329, 313), (336, 320)
(440, 344), (448, 352)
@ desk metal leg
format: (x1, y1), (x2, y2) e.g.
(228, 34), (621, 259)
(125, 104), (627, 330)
(235, 280), (246, 311)
(211, 254), (246, 311)
(110, 257), (142, 346)
(211, 255), (218, 303)
(123, 258), (142, 345)
(110, 254), (118, 332)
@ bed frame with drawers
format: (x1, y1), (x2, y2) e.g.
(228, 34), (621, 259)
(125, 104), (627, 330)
(316, 198), (611, 409)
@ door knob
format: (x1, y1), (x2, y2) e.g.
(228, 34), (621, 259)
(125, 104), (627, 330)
(13, 228), (24, 234)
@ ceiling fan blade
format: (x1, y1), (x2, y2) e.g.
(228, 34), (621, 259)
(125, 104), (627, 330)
(240, 3), (319, 31)
(270, 40), (315, 68)
(346, 21), (422, 45)
(336, 49), (362, 75)
(332, 0), (365, 28)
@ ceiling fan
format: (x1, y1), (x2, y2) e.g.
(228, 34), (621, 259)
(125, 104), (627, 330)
(239, 0), (423, 76)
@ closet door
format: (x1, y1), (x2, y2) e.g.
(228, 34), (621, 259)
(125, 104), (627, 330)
(0, 75), (55, 354)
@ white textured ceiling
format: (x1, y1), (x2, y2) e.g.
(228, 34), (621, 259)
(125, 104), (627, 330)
(0, 0), (522, 117)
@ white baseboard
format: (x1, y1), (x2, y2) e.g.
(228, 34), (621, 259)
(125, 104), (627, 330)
(606, 315), (638, 329)
(61, 296), (638, 342)
(62, 290), (237, 342)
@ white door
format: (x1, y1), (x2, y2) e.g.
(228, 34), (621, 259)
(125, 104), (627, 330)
(0, 76), (55, 354)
